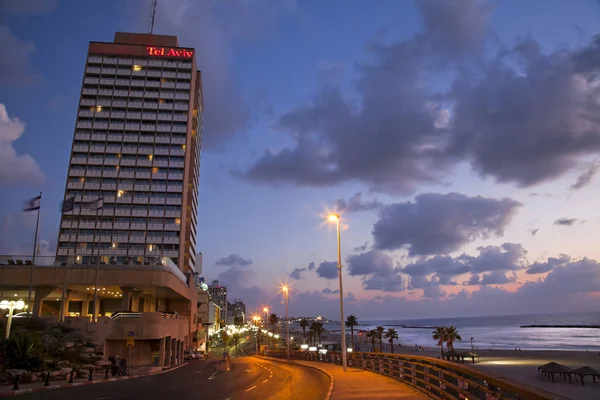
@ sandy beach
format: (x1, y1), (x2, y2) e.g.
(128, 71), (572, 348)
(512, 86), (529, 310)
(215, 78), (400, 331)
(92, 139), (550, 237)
(348, 339), (600, 400)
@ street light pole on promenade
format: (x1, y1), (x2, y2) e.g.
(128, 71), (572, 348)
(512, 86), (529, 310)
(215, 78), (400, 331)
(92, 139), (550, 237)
(328, 214), (347, 372)
(282, 286), (290, 360)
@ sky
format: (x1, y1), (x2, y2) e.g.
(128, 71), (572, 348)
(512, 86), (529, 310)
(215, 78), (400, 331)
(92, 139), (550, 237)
(1, 0), (600, 321)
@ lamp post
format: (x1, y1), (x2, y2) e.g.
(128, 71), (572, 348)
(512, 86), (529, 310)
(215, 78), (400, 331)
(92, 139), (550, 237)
(0, 300), (25, 339)
(263, 307), (269, 348)
(328, 214), (347, 372)
(252, 315), (261, 355)
(282, 285), (290, 360)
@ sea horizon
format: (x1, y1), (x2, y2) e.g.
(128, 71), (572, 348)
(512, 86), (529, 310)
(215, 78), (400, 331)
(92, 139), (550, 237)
(310, 311), (600, 351)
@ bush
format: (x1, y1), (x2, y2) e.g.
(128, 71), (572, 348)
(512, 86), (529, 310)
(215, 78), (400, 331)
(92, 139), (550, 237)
(2, 331), (42, 371)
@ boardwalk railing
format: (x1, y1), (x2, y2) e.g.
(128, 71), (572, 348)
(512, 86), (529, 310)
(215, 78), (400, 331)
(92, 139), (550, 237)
(269, 350), (567, 400)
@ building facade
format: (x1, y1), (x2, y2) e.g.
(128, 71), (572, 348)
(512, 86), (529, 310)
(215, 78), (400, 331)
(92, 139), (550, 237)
(56, 32), (202, 277)
(0, 32), (205, 368)
(226, 299), (246, 325)
(207, 280), (227, 324)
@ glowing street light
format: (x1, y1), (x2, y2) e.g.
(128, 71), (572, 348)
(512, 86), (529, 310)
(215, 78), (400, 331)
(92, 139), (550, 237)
(281, 284), (290, 360)
(252, 315), (261, 354)
(0, 300), (25, 339)
(327, 213), (347, 372)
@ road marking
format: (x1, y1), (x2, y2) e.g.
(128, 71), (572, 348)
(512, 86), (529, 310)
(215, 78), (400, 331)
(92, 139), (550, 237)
(245, 385), (257, 392)
(262, 379), (269, 384)
(269, 373), (273, 378)
(208, 370), (220, 380)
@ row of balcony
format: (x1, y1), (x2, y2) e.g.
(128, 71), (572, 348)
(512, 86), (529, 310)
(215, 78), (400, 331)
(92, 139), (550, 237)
(80, 98), (189, 111)
(62, 208), (182, 217)
(77, 110), (189, 122)
(75, 121), (188, 133)
(73, 132), (187, 144)
(60, 221), (180, 230)
(68, 169), (183, 179)
(66, 182), (183, 192)
(70, 157), (184, 167)
(83, 77), (191, 89)
(87, 55), (192, 69)
(57, 248), (179, 257)
(64, 194), (182, 204)
(58, 234), (180, 244)
(81, 88), (190, 99)
(85, 66), (192, 79)
(72, 144), (186, 154)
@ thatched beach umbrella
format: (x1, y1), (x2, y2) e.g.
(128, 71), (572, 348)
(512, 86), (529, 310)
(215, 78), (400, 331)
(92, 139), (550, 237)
(538, 362), (572, 383)
(571, 366), (600, 386)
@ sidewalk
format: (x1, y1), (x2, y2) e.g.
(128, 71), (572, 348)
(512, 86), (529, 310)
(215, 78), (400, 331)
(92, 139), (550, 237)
(264, 357), (428, 400)
(0, 364), (184, 397)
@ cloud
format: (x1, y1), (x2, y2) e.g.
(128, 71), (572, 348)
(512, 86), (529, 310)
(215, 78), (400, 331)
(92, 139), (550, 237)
(215, 254), (253, 267)
(346, 250), (406, 292)
(148, 0), (297, 150)
(334, 192), (382, 214)
(307, 261), (316, 271)
(241, 3), (600, 193)
(526, 255), (571, 274)
(315, 261), (338, 279)
(0, 104), (44, 185)
(288, 267), (306, 280)
(403, 243), (527, 295)
(553, 218), (581, 226)
(372, 193), (521, 256)
(4, 0), (58, 14)
(416, 0), (491, 56)
(570, 162), (599, 190)
(321, 287), (339, 294)
(353, 241), (369, 252)
(0, 26), (40, 86)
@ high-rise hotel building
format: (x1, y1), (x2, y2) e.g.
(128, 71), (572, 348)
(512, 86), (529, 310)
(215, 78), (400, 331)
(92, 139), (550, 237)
(56, 32), (202, 276)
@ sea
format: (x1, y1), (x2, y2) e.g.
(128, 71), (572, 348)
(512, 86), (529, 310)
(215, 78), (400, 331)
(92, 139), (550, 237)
(316, 311), (600, 352)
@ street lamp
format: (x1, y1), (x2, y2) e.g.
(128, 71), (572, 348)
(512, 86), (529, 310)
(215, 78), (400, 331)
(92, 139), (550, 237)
(263, 306), (269, 349)
(252, 315), (261, 355)
(281, 285), (290, 360)
(0, 300), (25, 339)
(328, 213), (347, 372)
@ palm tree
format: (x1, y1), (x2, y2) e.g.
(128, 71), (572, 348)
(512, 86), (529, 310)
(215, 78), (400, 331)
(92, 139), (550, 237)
(366, 329), (377, 352)
(310, 321), (324, 344)
(308, 327), (315, 345)
(300, 318), (309, 343)
(445, 326), (462, 351)
(268, 313), (278, 348)
(345, 315), (358, 350)
(384, 328), (399, 353)
(375, 326), (385, 352)
(432, 326), (447, 359)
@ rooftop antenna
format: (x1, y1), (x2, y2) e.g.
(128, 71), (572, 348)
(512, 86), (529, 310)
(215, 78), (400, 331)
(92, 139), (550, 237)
(148, 0), (157, 34)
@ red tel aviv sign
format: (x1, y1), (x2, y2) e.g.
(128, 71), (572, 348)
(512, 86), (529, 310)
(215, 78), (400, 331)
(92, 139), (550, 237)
(146, 46), (194, 58)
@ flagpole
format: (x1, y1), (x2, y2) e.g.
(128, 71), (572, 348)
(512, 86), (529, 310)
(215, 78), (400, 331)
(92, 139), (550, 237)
(27, 192), (42, 322)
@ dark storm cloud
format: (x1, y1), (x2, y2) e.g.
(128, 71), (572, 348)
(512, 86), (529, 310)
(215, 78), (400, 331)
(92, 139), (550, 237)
(307, 262), (316, 271)
(315, 261), (338, 279)
(334, 193), (382, 213)
(467, 271), (516, 286)
(553, 218), (580, 226)
(372, 193), (521, 256)
(288, 267), (306, 280)
(526, 255), (571, 274)
(570, 162), (599, 190)
(215, 254), (253, 267)
(241, 1), (600, 193)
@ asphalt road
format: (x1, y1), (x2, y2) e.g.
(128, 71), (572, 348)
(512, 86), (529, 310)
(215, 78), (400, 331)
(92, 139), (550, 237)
(18, 346), (329, 400)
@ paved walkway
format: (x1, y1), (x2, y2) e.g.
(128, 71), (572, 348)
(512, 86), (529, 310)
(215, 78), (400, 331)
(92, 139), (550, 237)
(264, 358), (428, 400)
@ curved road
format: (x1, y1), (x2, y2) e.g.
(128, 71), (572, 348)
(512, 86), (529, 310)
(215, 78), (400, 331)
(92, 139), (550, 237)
(17, 347), (329, 400)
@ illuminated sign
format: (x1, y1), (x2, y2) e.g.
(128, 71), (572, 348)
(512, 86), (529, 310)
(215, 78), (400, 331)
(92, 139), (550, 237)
(146, 46), (194, 58)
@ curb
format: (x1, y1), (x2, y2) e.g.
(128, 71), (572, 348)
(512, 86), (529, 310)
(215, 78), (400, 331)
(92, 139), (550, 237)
(0, 362), (188, 397)
(258, 357), (334, 400)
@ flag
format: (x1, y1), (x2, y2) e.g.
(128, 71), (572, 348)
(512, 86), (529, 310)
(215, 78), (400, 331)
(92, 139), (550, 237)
(24, 195), (42, 211)
(82, 196), (103, 210)
(62, 196), (75, 212)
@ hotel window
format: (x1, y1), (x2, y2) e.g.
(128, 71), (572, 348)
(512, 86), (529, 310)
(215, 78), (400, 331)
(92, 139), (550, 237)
(133, 65), (143, 72)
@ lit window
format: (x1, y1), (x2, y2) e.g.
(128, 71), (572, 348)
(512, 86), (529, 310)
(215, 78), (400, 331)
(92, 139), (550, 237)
(89, 107), (95, 111)
(148, 244), (154, 251)
(159, 99), (165, 104)
(95, 105), (102, 112)
(116, 165), (120, 170)
(182, 144), (186, 150)
(80, 177), (85, 183)
(133, 65), (143, 72)
(117, 190), (125, 197)
(175, 218), (181, 225)
(148, 154), (153, 161)
(152, 167), (158, 174)
(112, 242), (117, 249)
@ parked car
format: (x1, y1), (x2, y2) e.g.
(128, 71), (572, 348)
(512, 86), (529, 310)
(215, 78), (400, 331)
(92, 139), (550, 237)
(184, 350), (194, 360)
(193, 350), (205, 359)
